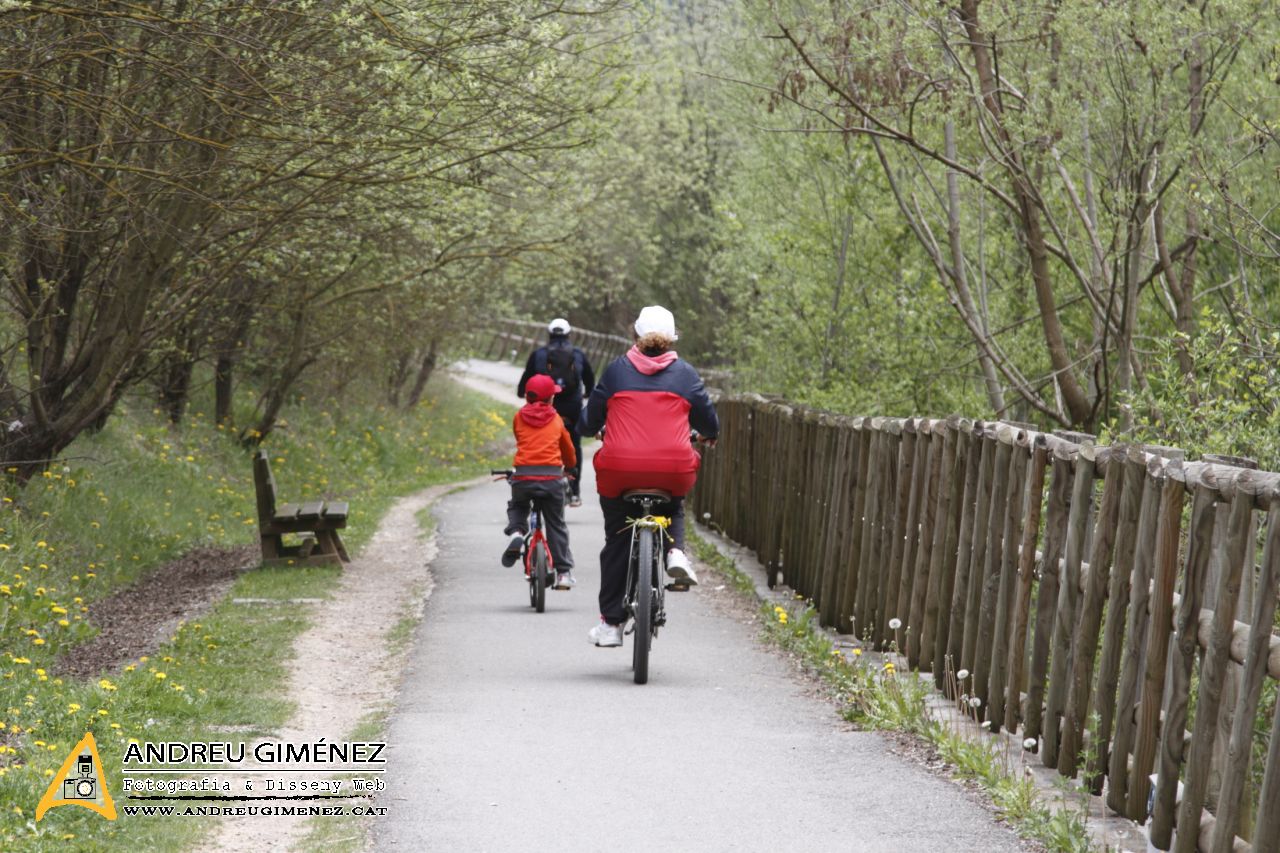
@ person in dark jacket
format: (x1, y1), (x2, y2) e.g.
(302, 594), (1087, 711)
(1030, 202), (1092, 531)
(517, 318), (595, 506)
(578, 305), (719, 648)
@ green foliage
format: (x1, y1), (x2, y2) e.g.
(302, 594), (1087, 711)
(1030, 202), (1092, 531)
(0, 377), (509, 851)
(1122, 308), (1280, 467)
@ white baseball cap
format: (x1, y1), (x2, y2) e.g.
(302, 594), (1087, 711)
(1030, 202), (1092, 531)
(634, 305), (677, 340)
(547, 318), (571, 335)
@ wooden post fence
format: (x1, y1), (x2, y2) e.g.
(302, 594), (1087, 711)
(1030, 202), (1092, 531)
(690, 394), (1280, 852)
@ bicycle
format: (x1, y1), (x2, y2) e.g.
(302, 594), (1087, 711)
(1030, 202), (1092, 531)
(621, 488), (673, 685)
(492, 469), (558, 613)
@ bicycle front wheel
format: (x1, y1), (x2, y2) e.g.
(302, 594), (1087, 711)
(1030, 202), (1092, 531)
(532, 541), (547, 613)
(632, 527), (652, 684)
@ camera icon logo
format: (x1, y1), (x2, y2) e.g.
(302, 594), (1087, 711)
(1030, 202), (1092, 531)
(61, 755), (97, 800)
(36, 732), (117, 821)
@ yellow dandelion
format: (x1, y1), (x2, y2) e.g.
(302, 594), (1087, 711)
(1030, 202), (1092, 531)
(66, 703), (80, 713)
(154, 671), (167, 680)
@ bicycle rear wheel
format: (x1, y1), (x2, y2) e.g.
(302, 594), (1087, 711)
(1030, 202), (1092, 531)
(632, 527), (652, 684)
(531, 541), (547, 613)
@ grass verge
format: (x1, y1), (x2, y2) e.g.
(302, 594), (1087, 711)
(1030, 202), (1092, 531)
(0, 377), (512, 851)
(689, 532), (1099, 853)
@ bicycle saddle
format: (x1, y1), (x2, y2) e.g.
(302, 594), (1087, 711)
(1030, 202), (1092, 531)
(621, 488), (673, 501)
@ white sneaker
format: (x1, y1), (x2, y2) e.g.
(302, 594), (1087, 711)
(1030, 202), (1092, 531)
(665, 548), (698, 586)
(588, 620), (623, 647)
(554, 571), (576, 589)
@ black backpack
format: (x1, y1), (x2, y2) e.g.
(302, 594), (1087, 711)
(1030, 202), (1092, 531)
(540, 342), (581, 394)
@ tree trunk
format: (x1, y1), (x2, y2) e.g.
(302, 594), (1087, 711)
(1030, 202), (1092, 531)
(213, 296), (255, 427)
(405, 339), (441, 409)
(159, 355), (196, 425)
(386, 352), (411, 408)
(958, 0), (1094, 427)
(946, 120), (1006, 413)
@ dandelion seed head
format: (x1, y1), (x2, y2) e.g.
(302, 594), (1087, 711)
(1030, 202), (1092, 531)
(888, 618), (902, 630)
(957, 669), (970, 681)
(968, 696), (982, 708)
(1023, 738), (1038, 750)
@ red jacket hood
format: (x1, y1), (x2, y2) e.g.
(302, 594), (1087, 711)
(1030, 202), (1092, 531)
(626, 346), (679, 375)
(518, 401), (559, 428)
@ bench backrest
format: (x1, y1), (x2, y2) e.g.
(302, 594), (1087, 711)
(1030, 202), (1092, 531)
(253, 450), (278, 524)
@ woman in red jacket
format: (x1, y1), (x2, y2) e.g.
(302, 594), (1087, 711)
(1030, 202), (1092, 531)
(578, 306), (719, 647)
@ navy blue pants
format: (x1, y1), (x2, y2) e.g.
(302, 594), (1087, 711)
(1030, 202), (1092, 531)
(597, 494), (685, 625)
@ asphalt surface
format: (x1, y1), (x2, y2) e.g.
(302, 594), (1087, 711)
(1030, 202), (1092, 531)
(372, 361), (1030, 853)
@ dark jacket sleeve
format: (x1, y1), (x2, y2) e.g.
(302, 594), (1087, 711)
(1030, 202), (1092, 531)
(578, 348), (596, 398)
(579, 361), (614, 437)
(516, 349), (540, 398)
(686, 366), (719, 439)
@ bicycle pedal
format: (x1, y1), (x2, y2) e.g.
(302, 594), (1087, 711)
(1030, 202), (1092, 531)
(665, 582), (691, 592)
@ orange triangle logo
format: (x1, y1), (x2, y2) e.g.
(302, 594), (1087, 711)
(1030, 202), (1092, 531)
(35, 732), (117, 821)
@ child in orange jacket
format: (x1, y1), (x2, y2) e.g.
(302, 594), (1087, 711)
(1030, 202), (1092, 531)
(502, 374), (577, 587)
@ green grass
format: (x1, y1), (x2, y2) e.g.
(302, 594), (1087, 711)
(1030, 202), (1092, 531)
(690, 531), (1102, 853)
(0, 377), (512, 851)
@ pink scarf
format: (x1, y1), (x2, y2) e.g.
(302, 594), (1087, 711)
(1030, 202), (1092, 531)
(626, 345), (678, 375)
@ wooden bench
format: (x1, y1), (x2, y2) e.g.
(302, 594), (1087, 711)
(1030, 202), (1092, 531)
(253, 450), (350, 567)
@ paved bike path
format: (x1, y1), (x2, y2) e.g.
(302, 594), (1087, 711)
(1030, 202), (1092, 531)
(373, 363), (1028, 852)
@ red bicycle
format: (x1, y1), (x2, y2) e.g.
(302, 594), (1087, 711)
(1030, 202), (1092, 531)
(492, 469), (556, 612)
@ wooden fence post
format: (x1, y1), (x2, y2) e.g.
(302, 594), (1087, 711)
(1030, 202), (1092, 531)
(1087, 445), (1148, 792)
(933, 417), (972, 690)
(837, 421), (872, 634)
(1002, 435), (1049, 734)
(1129, 467), (1187, 824)
(1110, 455), (1170, 818)
(906, 421), (944, 667)
(960, 426), (998, 680)
(1173, 475), (1255, 853)
(986, 427), (1030, 732)
(920, 421), (959, 674)
(1150, 476), (1216, 850)
(1059, 447), (1124, 777)
(1042, 445), (1097, 769)
(943, 421), (984, 692)
(1023, 449), (1074, 748)
(1224, 488), (1280, 852)
(882, 420), (920, 641)
(972, 430), (1014, 718)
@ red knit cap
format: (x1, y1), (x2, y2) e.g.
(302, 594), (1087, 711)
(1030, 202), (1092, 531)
(525, 374), (557, 402)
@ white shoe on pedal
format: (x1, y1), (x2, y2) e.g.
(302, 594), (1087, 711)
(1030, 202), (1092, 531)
(554, 571), (576, 589)
(665, 548), (698, 586)
(588, 620), (623, 647)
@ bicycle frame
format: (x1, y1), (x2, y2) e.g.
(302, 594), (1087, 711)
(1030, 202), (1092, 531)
(622, 499), (670, 630)
(522, 506), (554, 576)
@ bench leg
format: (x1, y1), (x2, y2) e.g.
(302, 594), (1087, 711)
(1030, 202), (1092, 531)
(331, 530), (350, 562)
(312, 530), (350, 565)
(260, 532), (283, 563)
